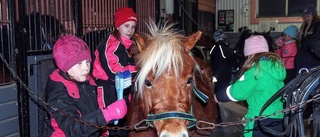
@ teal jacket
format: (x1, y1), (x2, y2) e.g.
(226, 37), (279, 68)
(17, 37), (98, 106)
(216, 59), (286, 137)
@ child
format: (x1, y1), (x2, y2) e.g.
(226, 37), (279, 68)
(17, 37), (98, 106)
(92, 7), (137, 136)
(275, 36), (284, 48)
(210, 29), (238, 91)
(275, 25), (298, 84)
(215, 35), (286, 137)
(45, 35), (127, 137)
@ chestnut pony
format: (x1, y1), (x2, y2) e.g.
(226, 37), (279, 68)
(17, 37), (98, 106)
(127, 21), (217, 137)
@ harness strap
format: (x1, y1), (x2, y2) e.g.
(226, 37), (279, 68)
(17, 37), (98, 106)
(193, 85), (209, 103)
(258, 66), (320, 136)
(146, 110), (197, 128)
(138, 86), (208, 129)
(147, 112), (195, 121)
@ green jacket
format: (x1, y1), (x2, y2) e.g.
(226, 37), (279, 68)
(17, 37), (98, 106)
(217, 59), (286, 137)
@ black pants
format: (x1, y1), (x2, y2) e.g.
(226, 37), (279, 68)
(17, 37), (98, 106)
(251, 118), (284, 137)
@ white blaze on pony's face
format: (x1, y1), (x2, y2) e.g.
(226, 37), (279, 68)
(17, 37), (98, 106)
(134, 21), (202, 137)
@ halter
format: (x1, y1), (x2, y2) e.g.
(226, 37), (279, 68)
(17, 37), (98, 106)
(134, 85), (209, 130)
(146, 107), (197, 129)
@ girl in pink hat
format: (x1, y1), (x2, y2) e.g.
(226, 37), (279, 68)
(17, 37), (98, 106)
(92, 7), (138, 136)
(215, 35), (286, 137)
(46, 35), (127, 137)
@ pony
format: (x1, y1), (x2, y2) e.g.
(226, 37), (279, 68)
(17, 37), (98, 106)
(127, 21), (217, 137)
(192, 34), (216, 61)
(126, 20), (246, 137)
(190, 46), (205, 61)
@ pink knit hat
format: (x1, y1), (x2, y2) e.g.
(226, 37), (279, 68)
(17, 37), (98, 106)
(244, 35), (269, 56)
(114, 7), (137, 28)
(52, 35), (92, 72)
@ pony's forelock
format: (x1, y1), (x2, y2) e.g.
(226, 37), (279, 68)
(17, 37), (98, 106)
(135, 20), (191, 97)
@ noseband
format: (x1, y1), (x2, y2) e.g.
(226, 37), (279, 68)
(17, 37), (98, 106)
(134, 85), (208, 130)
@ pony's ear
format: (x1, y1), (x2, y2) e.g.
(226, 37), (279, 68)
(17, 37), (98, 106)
(133, 33), (146, 53)
(184, 31), (202, 52)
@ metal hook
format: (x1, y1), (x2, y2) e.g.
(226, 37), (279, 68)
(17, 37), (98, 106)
(196, 120), (215, 130)
(299, 68), (309, 74)
(134, 119), (150, 131)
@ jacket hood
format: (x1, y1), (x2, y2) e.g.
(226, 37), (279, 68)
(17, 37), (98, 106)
(256, 60), (286, 81)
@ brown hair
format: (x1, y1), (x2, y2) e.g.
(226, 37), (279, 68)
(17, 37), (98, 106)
(299, 14), (320, 40)
(235, 52), (284, 80)
(112, 29), (122, 43)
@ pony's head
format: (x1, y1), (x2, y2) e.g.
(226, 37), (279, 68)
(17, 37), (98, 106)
(133, 21), (202, 137)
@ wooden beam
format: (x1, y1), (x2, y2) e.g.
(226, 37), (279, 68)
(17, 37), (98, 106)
(198, 0), (215, 14)
(250, 0), (303, 24)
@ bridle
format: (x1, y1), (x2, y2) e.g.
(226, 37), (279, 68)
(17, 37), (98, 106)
(134, 85), (209, 130)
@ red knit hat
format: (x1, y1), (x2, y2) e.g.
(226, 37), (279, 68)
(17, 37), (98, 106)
(52, 35), (92, 72)
(114, 7), (137, 28)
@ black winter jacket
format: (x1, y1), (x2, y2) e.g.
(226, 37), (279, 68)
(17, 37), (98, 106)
(45, 69), (108, 137)
(295, 21), (320, 73)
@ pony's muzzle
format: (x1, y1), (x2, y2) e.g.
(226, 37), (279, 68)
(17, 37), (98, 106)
(159, 129), (188, 137)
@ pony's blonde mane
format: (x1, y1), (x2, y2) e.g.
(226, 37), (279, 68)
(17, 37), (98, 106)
(135, 20), (195, 96)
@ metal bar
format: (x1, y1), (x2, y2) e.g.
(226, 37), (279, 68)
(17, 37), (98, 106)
(74, 0), (82, 36)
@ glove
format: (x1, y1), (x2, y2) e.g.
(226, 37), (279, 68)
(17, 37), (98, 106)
(102, 99), (127, 122)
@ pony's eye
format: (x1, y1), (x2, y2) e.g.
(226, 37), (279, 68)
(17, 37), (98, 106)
(145, 79), (152, 87)
(187, 77), (193, 85)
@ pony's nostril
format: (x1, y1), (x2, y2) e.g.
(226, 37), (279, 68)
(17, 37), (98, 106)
(159, 131), (169, 137)
(181, 130), (188, 137)
(159, 130), (188, 137)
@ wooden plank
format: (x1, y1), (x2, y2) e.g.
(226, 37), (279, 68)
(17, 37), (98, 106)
(199, 0), (215, 13)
